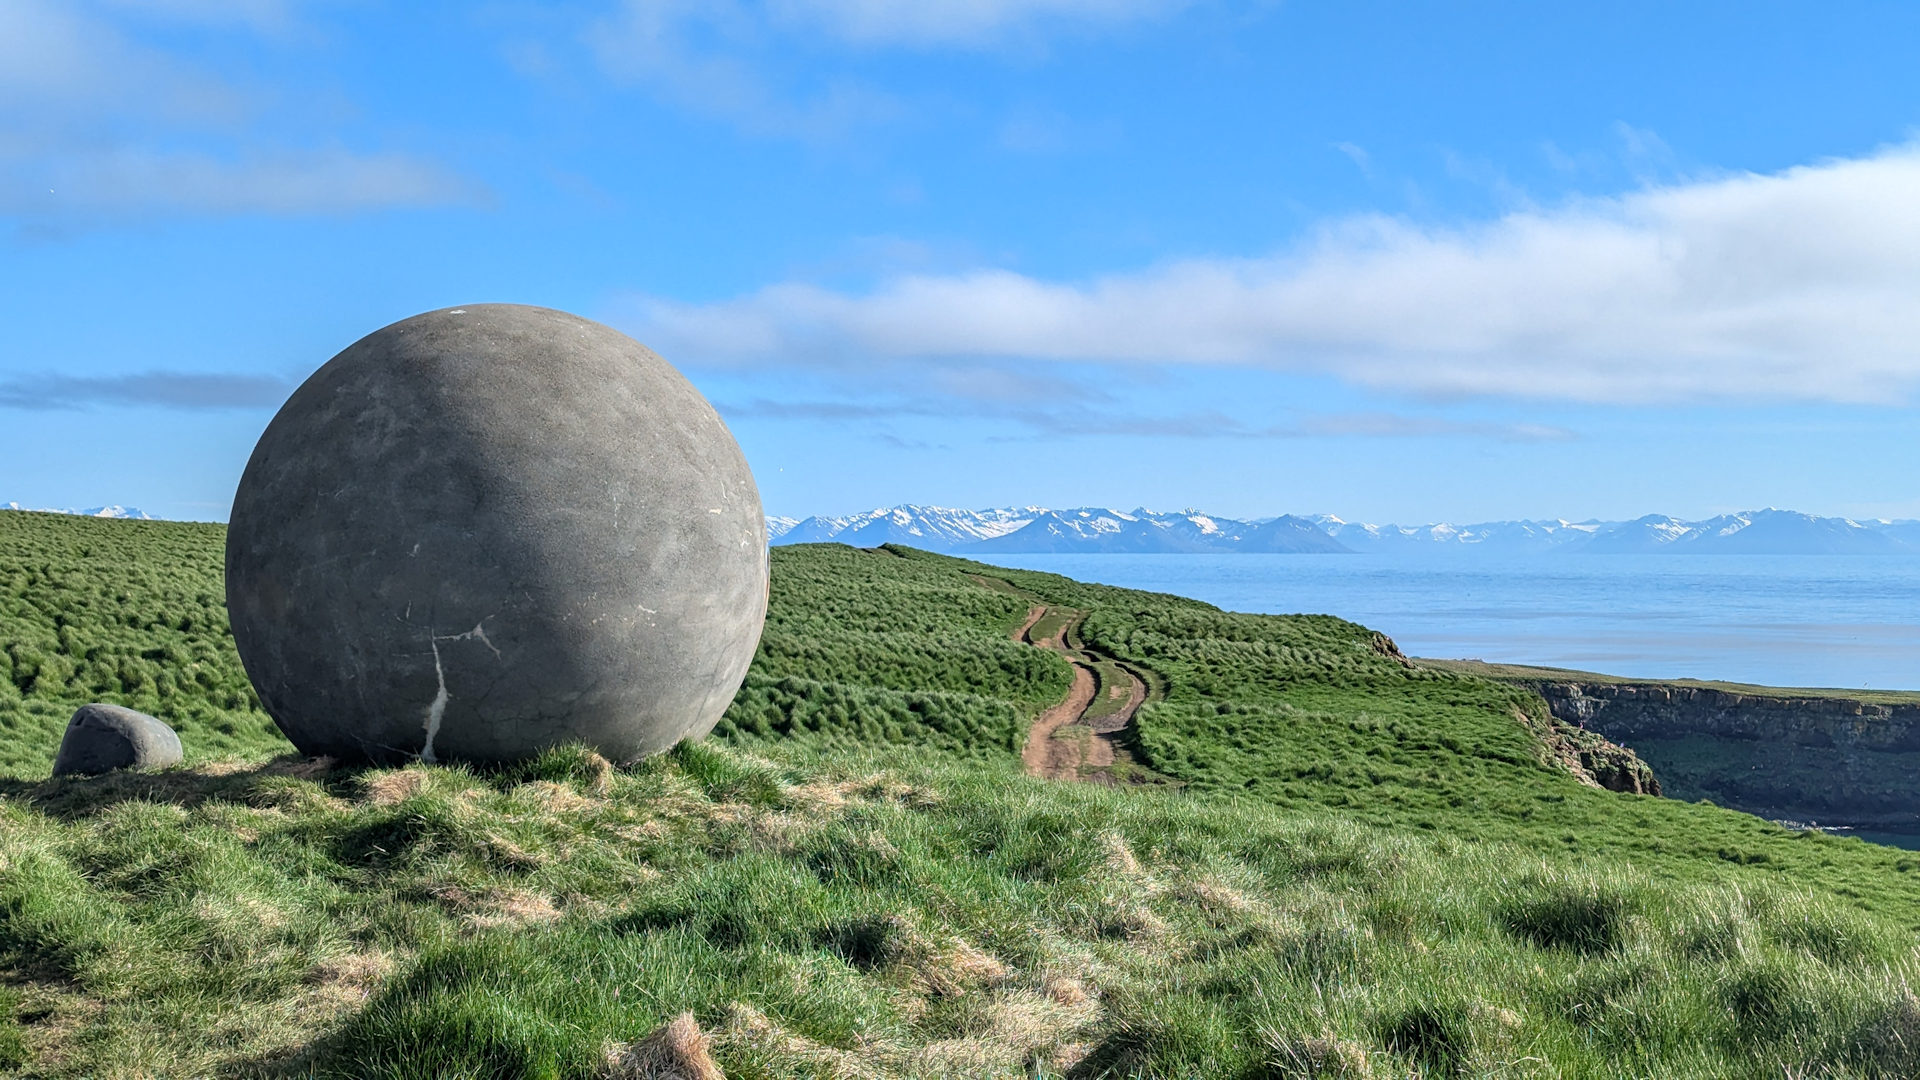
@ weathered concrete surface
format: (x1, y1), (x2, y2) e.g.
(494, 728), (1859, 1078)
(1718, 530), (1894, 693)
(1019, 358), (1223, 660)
(1531, 681), (1920, 831)
(53, 704), (183, 776)
(226, 304), (767, 765)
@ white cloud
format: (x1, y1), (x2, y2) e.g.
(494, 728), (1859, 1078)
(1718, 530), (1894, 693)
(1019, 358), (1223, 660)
(627, 145), (1920, 404)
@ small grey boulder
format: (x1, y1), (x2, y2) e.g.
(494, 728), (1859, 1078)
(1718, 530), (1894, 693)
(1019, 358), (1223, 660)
(52, 704), (183, 777)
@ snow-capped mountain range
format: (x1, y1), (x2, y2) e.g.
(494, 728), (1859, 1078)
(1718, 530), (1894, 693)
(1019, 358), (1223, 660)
(770, 506), (1920, 556)
(9, 499), (1915, 554)
(4, 502), (153, 520)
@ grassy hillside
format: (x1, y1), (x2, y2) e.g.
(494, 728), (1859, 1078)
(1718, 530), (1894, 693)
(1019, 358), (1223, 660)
(1035, 567), (1920, 914)
(0, 515), (280, 774)
(2, 512), (1919, 1078)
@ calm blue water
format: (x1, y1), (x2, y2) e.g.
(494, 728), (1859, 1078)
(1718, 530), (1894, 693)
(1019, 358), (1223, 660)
(971, 554), (1920, 692)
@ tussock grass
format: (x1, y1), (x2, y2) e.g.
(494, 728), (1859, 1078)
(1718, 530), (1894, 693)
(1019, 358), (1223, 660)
(6, 516), (1920, 1075)
(6, 743), (1920, 1076)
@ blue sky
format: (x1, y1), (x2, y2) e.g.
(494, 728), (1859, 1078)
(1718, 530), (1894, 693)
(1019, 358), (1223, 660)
(5, 0), (1920, 524)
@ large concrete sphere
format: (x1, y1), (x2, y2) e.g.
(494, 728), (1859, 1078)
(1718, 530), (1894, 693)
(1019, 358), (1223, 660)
(225, 304), (767, 765)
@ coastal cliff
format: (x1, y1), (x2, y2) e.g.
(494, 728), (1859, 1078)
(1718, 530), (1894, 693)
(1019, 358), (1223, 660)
(1517, 701), (1663, 797)
(1432, 662), (1920, 833)
(1378, 640), (1661, 796)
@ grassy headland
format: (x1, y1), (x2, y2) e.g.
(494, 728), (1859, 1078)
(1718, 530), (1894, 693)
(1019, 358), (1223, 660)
(2, 512), (1918, 1077)
(1423, 658), (1920, 708)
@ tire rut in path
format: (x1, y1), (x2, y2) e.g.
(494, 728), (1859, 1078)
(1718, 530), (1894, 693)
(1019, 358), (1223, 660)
(1014, 605), (1151, 783)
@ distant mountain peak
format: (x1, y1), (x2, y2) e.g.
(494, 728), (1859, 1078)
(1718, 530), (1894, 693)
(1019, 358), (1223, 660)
(5, 502), (154, 520)
(768, 505), (1920, 556)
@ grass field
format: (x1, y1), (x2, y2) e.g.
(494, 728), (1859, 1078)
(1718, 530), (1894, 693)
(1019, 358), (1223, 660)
(3, 512), (1920, 1077)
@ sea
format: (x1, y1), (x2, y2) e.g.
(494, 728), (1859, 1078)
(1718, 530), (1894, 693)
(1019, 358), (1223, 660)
(969, 553), (1920, 693)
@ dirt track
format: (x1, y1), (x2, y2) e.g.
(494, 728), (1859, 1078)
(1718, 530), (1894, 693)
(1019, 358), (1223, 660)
(1013, 605), (1150, 783)
(1021, 662), (1096, 778)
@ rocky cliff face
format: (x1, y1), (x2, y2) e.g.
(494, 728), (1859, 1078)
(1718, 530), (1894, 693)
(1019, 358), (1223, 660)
(1528, 682), (1920, 833)
(1508, 702), (1661, 796)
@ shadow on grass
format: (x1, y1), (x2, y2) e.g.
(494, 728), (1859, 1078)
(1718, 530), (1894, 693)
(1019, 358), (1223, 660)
(0, 742), (638, 824)
(0, 756), (347, 821)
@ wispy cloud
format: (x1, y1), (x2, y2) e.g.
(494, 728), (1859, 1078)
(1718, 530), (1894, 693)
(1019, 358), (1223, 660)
(8, 148), (479, 217)
(1290, 412), (1574, 442)
(0, 371), (292, 410)
(586, 1), (904, 140)
(718, 398), (919, 421)
(626, 145), (1920, 404)
(1, 0), (479, 223)
(0, 0), (242, 126)
(583, 0), (1184, 139)
(717, 396), (1571, 443)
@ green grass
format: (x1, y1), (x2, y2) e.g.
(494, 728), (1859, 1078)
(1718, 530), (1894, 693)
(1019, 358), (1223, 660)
(1025, 609), (1078, 648)
(3, 514), (1920, 1077)
(1003, 568), (1920, 924)
(1080, 656), (1136, 725)
(0, 513), (282, 775)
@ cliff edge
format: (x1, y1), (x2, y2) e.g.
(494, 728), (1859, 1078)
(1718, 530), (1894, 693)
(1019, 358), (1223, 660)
(1431, 660), (1920, 834)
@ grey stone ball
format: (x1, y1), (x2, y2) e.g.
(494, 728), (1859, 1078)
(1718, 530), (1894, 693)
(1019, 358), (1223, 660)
(54, 703), (183, 776)
(225, 304), (767, 766)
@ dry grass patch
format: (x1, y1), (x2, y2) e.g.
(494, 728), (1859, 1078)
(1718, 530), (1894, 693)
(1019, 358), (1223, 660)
(304, 949), (396, 1010)
(700, 801), (754, 827)
(1097, 904), (1170, 942)
(1265, 1031), (1377, 1078)
(1179, 878), (1263, 919)
(717, 1003), (871, 1079)
(262, 756), (336, 781)
(602, 1012), (725, 1080)
(782, 779), (857, 814)
(515, 779), (597, 814)
(1043, 974), (1092, 1007)
(913, 938), (1011, 998)
(1099, 831), (1156, 889)
(786, 775), (936, 813)
(474, 829), (545, 870)
(614, 819), (672, 843)
(582, 750), (616, 796)
(912, 986), (1101, 1077)
(360, 768), (430, 806)
(452, 888), (564, 931)
(191, 892), (290, 932)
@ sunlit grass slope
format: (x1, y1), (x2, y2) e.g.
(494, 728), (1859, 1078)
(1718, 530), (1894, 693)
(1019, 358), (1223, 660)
(0, 514), (281, 773)
(1, 515), (1918, 1078)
